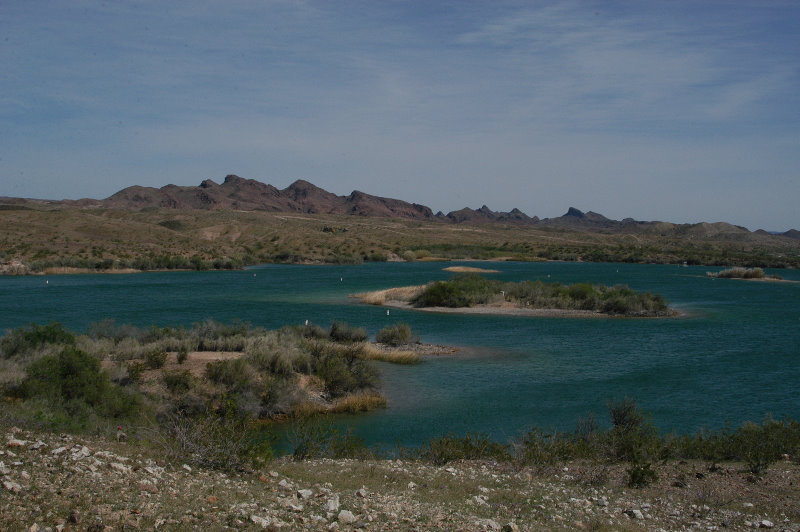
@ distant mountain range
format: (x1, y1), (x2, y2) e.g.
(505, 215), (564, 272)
(7, 174), (799, 240)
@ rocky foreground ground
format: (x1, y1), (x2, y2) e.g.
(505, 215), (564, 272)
(2, 426), (799, 531)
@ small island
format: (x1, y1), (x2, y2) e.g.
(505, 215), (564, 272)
(706, 267), (784, 281)
(355, 273), (676, 318)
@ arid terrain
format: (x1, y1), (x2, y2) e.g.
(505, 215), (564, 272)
(2, 175), (799, 274)
(2, 424), (799, 531)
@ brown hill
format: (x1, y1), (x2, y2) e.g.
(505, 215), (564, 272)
(103, 175), (436, 220)
(445, 205), (537, 224)
(9, 175), (798, 242)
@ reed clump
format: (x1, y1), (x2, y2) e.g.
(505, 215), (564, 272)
(330, 391), (388, 413)
(354, 284), (427, 305)
(360, 343), (420, 364)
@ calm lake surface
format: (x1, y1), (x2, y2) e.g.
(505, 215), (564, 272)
(2, 262), (798, 446)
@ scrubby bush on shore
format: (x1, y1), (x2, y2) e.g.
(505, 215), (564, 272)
(376, 323), (418, 346)
(410, 273), (671, 316)
(0, 322), (76, 359)
(7, 346), (140, 430)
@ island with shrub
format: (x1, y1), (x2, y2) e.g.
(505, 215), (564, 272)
(706, 266), (785, 281)
(355, 273), (676, 318)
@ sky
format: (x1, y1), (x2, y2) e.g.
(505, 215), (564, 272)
(1, 1), (798, 231)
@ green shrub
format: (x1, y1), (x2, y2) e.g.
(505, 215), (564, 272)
(14, 346), (139, 420)
(627, 462), (658, 487)
(421, 432), (511, 465)
(329, 321), (367, 343)
(412, 280), (468, 307)
(205, 358), (252, 391)
(87, 319), (145, 343)
(1, 322), (76, 359)
(153, 412), (273, 470)
(314, 355), (359, 397)
(289, 416), (368, 460)
(299, 323), (328, 340)
(144, 348), (168, 369)
(163, 370), (194, 395)
(376, 323), (418, 346)
(177, 346), (189, 364)
(607, 398), (659, 462)
(730, 418), (799, 474)
(125, 360), (146, 384)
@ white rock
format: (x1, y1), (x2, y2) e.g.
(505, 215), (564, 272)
(7, 437), (27, 448)
(337, 510), (356, 525)
(328, 522), (339, 531)
(182, 464), (192, 472)
(355, 488), (367, 498)
(70, 446), (91, 460)
(297, 489), (313, 499)
(475, 518), (500, 531)
(0, 461), (9, 475)
(760, 520), (774, 529)
(144, 466), (164, 478)
(2, 479), (23, 493)
(631, 509), (644, 520)
(407, 481), (417, 490)
(250, 514), (271, 528)
(325, 495), (340, 513)
(51, 447), (67, 455)
(502, 523), (520, 532)
(110, 462), (130, 473)
(598, 497), (608, 507)
(30, 441), (46, 450)
(278, 479), (292, 490)
(743, 502), (754, 508)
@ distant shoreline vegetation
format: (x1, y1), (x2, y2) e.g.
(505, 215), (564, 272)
(358, 273), (675, 317)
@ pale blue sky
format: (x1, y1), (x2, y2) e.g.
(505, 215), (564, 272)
(2, 1), (798, 230)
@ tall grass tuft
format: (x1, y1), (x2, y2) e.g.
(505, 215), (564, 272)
(360, 344), (420, 364)
(330, 391), (387, 413)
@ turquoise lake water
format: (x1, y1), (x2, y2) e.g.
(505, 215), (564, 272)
(1, 262), (798, 446)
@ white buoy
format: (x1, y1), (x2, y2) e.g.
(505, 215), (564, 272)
(386, 309), (390, 316)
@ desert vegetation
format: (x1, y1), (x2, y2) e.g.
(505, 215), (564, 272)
(2, 319), (799, 530)
(1, 204), (798, 276)
(392, 274), (674, 317)
(0, 320), (432, 469)
(2, 321), (797, 476)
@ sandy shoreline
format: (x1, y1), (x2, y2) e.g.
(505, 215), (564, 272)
(379, 299), (672, 318)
